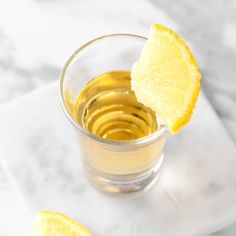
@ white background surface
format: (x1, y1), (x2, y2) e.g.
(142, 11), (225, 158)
(0, 84), (236, 236)
(0, 0), (236, 235)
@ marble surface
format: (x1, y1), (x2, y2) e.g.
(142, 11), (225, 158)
(0, 86), (236, 236)
(0, 0), (235, 235)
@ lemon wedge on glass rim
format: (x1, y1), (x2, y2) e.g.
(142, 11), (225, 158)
(131, 24), (201, 133)
(32, 210), (93, 236)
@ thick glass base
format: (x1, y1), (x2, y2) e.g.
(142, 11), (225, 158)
(84, 154), (164, 196)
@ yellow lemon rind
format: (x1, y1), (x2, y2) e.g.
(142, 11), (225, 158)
(151, 24), (201, 133)
(33, 210), (93, 236)
(132, 24), (201, 133)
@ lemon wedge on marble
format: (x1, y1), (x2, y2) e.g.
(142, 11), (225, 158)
(32, 210), (93, 236)
(131, 24), (201, 133)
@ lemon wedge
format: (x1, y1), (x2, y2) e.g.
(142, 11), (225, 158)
(131, 24), (201, 133)
(32, 210), (93, 236)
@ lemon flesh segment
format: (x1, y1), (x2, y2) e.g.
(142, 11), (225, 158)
(33, 210), (93, 236)
(131, 24), (201, 133)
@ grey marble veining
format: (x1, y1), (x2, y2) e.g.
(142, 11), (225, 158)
(0, 0), (235, 235)
(0, 82), (235, 236)
(148, 0), (236, 143)
(0, 0), (235, 140)
(211, 224), (236, 236)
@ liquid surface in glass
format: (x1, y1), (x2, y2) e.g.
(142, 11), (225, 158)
(75, 71), (158, 140)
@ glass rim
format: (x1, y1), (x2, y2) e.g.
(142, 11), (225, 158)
(59, 33), (169, 147)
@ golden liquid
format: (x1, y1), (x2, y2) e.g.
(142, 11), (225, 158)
(75, 71), (158, 140)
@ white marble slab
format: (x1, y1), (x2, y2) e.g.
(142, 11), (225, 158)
(0, 0), (236, 235)
(0, 177), (31, 235)
(0, 82), (235, 236)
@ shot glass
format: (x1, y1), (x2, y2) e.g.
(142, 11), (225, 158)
(59, 34), (168, 195)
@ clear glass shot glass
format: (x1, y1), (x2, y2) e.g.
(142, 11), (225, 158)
(59, 34), (168, 195)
